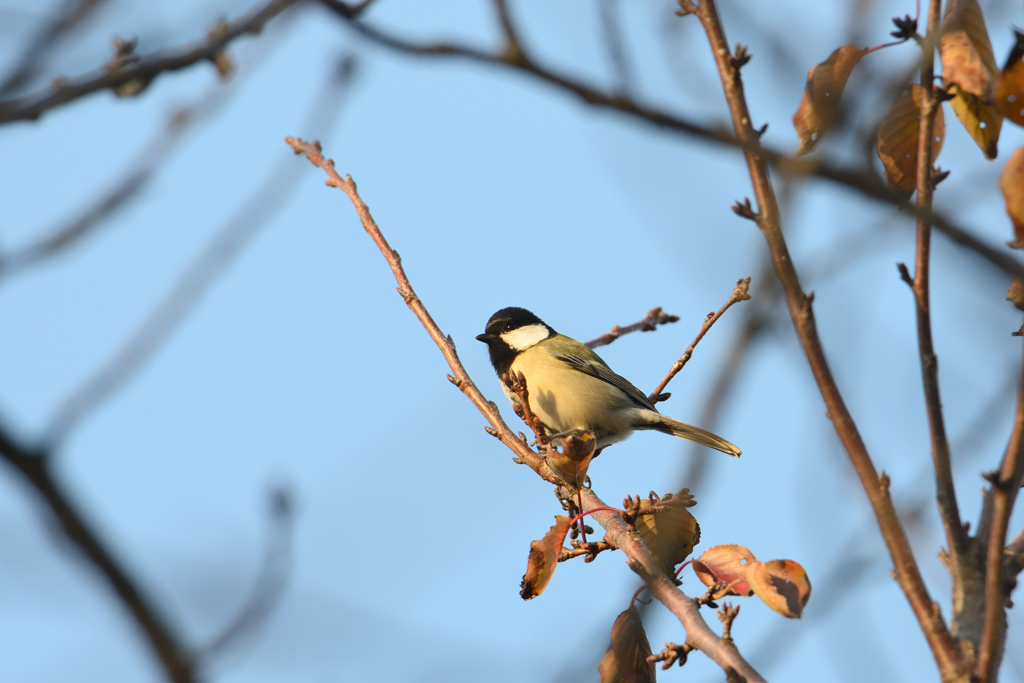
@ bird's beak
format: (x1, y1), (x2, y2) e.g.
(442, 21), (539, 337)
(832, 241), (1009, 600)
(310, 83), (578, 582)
(476, 333), (494, 343)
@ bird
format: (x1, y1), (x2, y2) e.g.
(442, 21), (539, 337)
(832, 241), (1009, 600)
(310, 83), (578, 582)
(476, 306), (740, 458)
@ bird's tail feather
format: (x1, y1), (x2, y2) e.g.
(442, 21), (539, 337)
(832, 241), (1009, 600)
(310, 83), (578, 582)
(635, 412), (741, 457)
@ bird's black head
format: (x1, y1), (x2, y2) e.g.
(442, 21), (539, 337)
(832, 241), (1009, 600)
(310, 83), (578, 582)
(476, 307), (554, 377)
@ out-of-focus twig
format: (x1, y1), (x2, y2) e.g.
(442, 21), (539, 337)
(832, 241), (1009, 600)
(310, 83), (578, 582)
(43, 53), (360, 447)
(597, 0), (634, 97)
(0, 0), (301, 124)
(647, 277), (750, 404)
(584, 307), (679, 349)
(195, 486), (294, 666)
(0, 0), (109, 97)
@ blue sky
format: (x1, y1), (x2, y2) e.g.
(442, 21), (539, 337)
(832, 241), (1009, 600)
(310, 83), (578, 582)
(1, 0), (1023, 681)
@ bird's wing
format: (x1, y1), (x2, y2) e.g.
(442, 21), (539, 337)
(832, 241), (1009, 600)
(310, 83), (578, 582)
(555, 354), (659, 412)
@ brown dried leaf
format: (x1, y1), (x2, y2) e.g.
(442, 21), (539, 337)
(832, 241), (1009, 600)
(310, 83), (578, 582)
(950, 89), (1002, 159)
(545, 430), (596, 487)
(520, 516), (571, 600)
(692, 543), (756, 598)
(940, 0), (998, 98)
(744, 559), (812, 618)
(1002, 146), (1024, 248)
(1007, 278), (1024, 310)
(635, 491), (700, 574)
(598, 606), (655, 683)
(995, 30), (1024, 126)
(793, 45), (868, 156)
(877, 85), (946, 194)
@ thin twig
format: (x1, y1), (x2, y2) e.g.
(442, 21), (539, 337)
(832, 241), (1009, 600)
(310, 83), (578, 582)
(318, 0), (1024, 281)
(0, 423), (194, 683)
(977, 345), (1024, 683)
(597, 0), (635, 97)
(288, 139), (765, 681)
(0, 0), (301, 124)
(907, 0), (967, 570)
(647, 277), (750, 404)
(584, 307), (680, 349)
(684, 1), (965, 679)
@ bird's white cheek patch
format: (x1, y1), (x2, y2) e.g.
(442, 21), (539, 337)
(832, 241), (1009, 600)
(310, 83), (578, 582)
(501, 324), (550, 351)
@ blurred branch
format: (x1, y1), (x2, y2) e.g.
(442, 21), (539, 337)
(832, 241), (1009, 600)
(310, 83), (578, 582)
(583, 306), (679, 349)
(0, 420), (194, 683)
(647, 277), (750, 404)
(682, 0), (968, 680)
(977, 345), (1024, 683)
(287, 137), (765, 680)
(319, 0), (1024, 281)
(43, 53), (359, 447)
(0, 0), (301, 124)
(0, 0), (109, 97)
(195, 486), (294, 666)
(597, 0), (634, 97)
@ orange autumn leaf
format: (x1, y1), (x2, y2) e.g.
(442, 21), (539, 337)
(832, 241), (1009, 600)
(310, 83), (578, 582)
(692, 543), (756, 598)
(793, 45), (868, 156)
(545, 430), (596, 487)
(744, 559), (812, 618)
(950, 90), (1002, 160)
(995, 30), (1024, 127)
(520, 516), (571, 600)
(1006, 278), (1024, 311)
(635, 491), (700, 574)
(1002, 146), (1024, 249)
(598, 606), (655, 683)
(877, 85), (946, 194)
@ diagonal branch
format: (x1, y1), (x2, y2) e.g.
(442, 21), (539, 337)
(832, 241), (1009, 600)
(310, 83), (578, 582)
(0, 0), (301, 124)
(682, 0), (966, 679)
(286, 137), (765, 681)
(584, 307), (679, 349)
(318, 0), (1024, 281)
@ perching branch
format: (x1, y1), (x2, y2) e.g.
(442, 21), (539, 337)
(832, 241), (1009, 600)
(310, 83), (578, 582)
(647, 277), (750, 404)
(287, 137), (765, 681)
(683, 1), (966, 680)
(584, 307), (680, 349)
(318, 0), (1024, 282)
(0, 0), (301, 124)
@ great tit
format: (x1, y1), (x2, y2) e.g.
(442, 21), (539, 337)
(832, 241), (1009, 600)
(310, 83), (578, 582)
(476, 307), (741, 458)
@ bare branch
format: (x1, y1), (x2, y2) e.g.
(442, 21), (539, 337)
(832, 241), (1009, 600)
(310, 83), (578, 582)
(597, 0), (635, 97)
(584, 307), (680, 349)
(685, 0), (967, 678)
(318, 3), (1024, 281)
(0, 421), (194, 683)
(908, 0), (967, 571)
(0, 0), (301, 124)
(288, 139), (766, 680)
(647, 277), (750, 404)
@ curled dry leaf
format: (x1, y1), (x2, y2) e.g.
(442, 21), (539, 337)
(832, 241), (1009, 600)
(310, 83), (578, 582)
(598, 605), (655, 683)
(940, 0), (1001, 158)
(635, 491), (700, 575)
(876, 85), (946, 195)
(520, 516), (571, 600)
(792, 45), (868, 156)
(1002, 146), (1024, 249)
(995, 30), (1024, 127)
(692, 543), (756, 599)
(939, 0), (997, 98)
(545, 430), (596, 487)
(743, 559), (812, 618)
